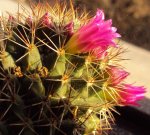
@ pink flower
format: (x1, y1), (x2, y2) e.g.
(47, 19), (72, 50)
(106, 67), (146, 106)
(26, 16), (33, 26)
(8, 15), (16, 26)
(108, 67), (129, 85)
(119, 84), (146, 105)
(8, 15), (15, 22)
(64, 22), (74, 34)
(40, 12), (51, 27)
(66, 9), (121, 57)
(26, 13), (51, 27)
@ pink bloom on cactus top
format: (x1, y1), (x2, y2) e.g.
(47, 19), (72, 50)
(119, 84), (146, 105)
(66, 9), (121, 55)
(40, 12), (51, 27)
(26, 16), (33, 26)
(64, 22), (74, 33)
(105, 66), (146, 106)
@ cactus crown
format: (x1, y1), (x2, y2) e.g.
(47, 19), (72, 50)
(0, 1), (145, 135)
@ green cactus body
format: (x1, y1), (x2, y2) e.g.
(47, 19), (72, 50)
(1, 51), (16, 70)
(25, 44), (42, 71)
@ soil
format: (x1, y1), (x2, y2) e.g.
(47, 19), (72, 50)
(75, 0), (150, 50)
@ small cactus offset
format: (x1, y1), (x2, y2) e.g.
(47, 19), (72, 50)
(0, 1), (146, 135)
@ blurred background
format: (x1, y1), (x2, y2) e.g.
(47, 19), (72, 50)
(0, 0), (150, 134)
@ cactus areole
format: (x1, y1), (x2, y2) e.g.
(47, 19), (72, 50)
(0, 2), (145, 135)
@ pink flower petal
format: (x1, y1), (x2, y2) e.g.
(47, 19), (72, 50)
(109, 67), (129, 85)
(119, 84), (146, 105)
(40, 12), (51, 27)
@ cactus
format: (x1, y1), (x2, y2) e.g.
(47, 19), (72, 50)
(0, 1), (145, 135)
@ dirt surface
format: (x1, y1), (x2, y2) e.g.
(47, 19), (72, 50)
(75, 0), (150, 50)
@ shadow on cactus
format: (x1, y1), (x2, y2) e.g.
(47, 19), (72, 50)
(0, 1), (146, 135)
